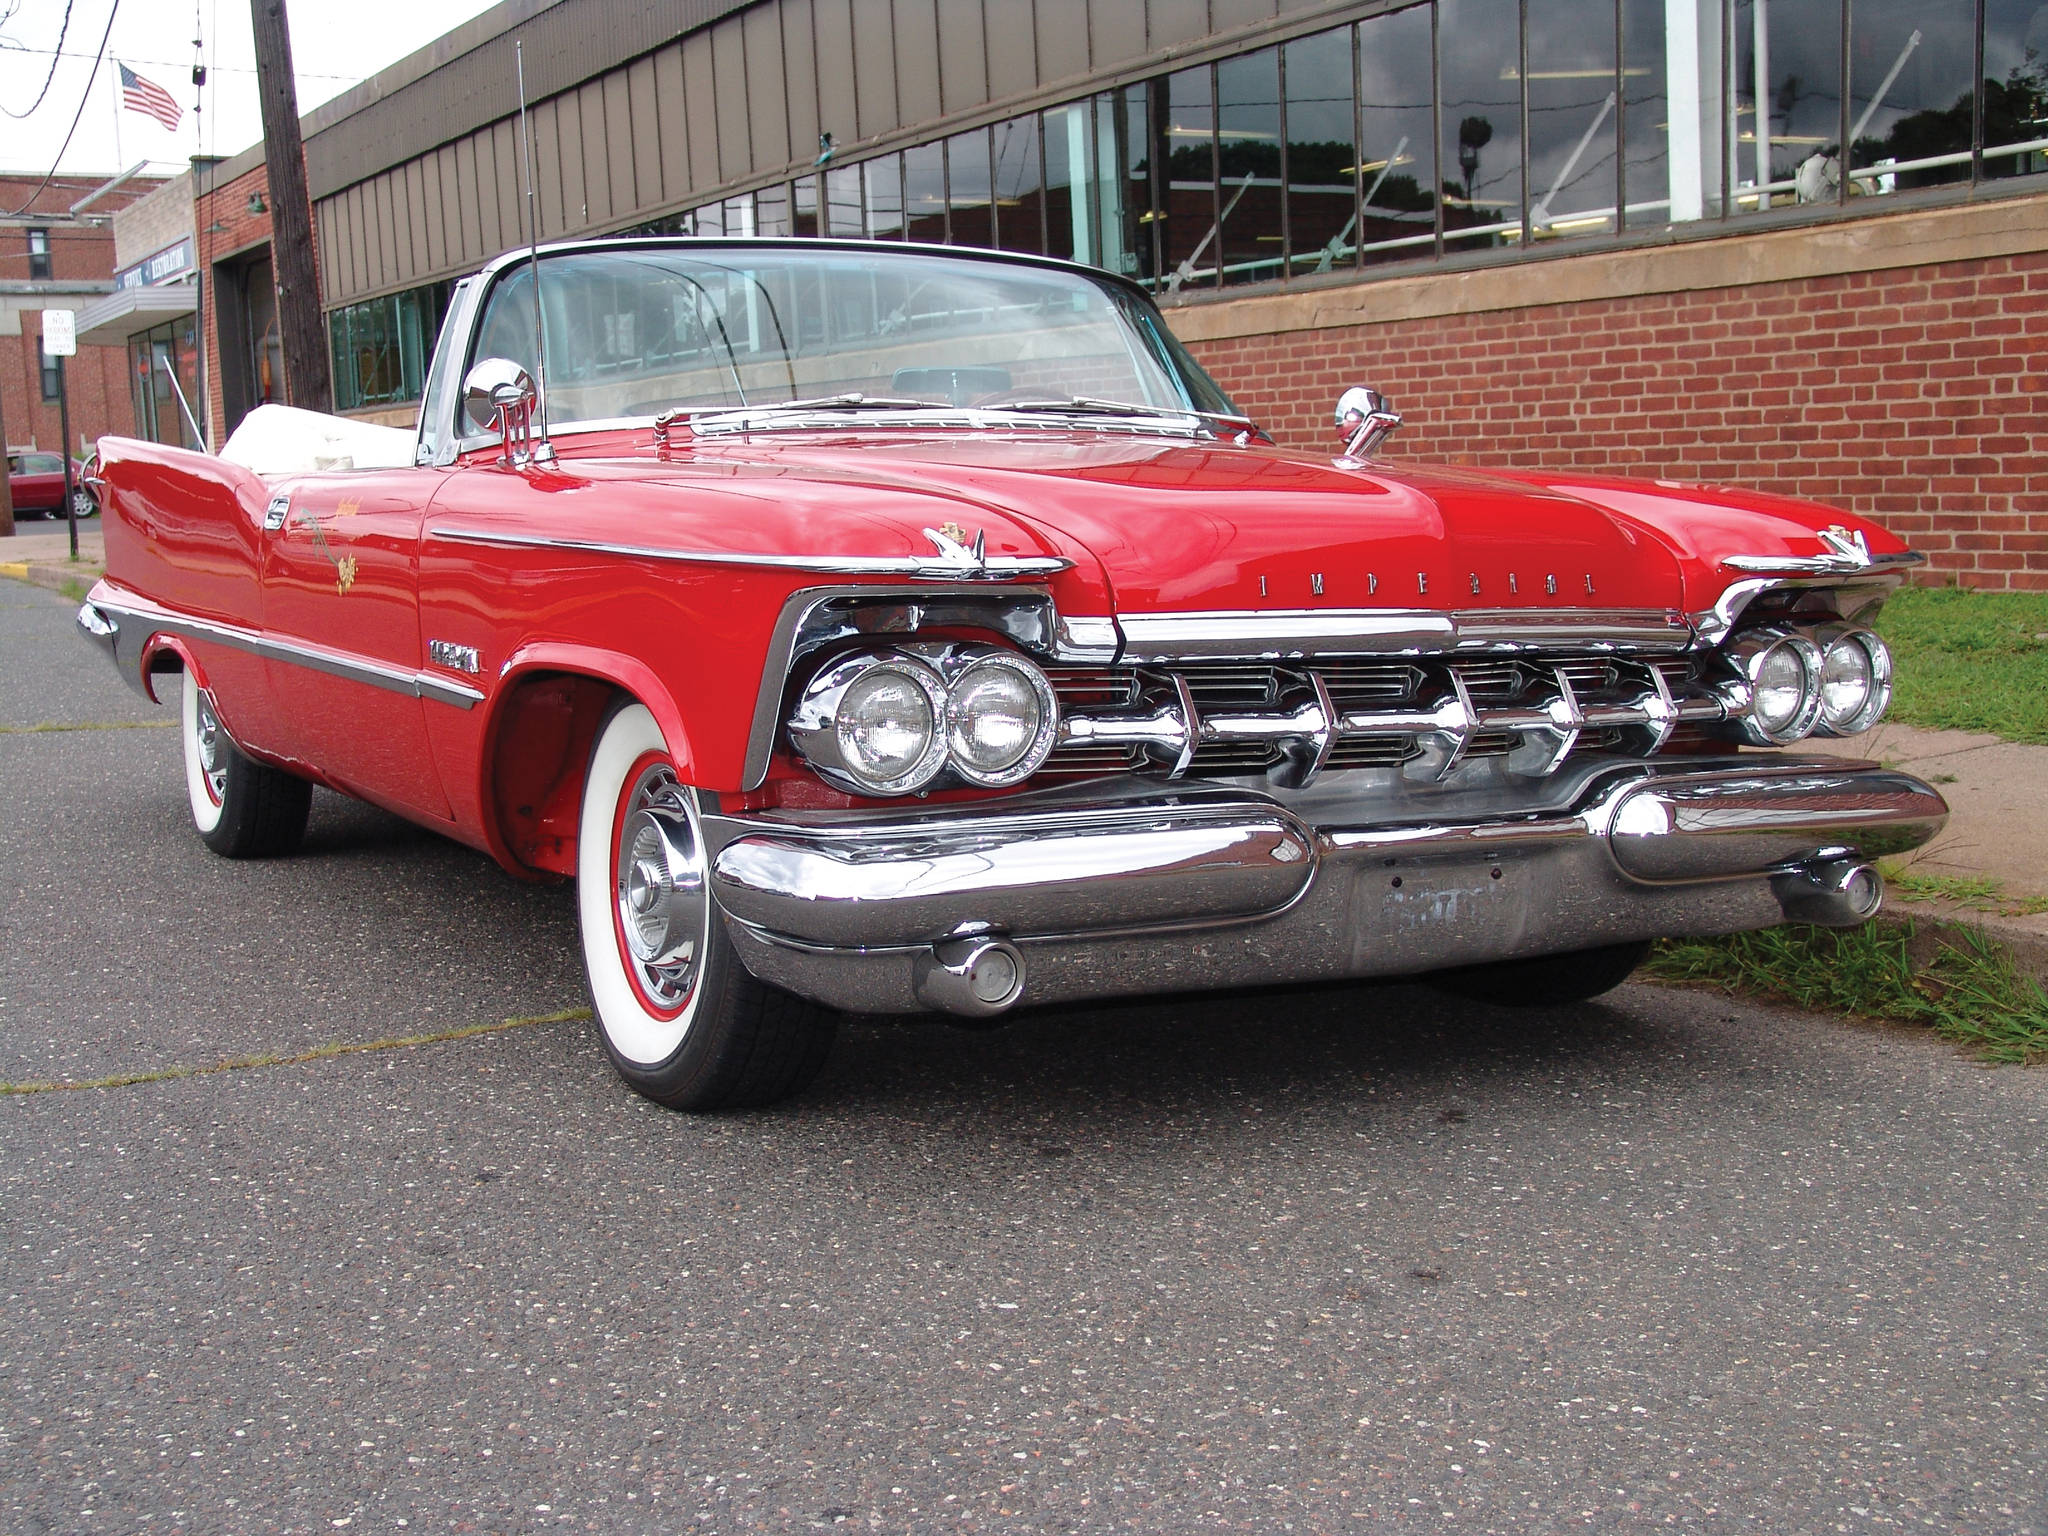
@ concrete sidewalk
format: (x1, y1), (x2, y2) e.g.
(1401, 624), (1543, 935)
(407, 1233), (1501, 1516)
(0, 526), (103, 597)
(1805, 722), (2048, 982)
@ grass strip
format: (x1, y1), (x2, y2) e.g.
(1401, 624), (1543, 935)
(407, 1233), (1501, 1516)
(1871, 586), (2048, 745)
(1647, 922), (2048, 1063)
(1879, 861), (2048, 918)
(0, 719), (175, 734)
(0, 1007), (592, 1095)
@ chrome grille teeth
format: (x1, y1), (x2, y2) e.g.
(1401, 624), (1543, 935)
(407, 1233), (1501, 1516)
(1038, 655), (1715, 784)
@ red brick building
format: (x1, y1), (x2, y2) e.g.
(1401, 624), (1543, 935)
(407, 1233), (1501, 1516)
(1172, 198), (2048, 592)
(190, 156), (291, 449)
(2, 171), (166, 529)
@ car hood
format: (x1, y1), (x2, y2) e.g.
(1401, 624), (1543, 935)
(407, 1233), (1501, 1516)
(532, 433), (1698, 618)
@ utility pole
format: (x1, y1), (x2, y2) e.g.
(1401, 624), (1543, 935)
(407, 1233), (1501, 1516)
(0, 355), (14, 537)
(249, 0), (331, 413)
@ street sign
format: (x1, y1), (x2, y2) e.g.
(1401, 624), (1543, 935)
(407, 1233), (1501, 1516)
(41, 309), (76, 357)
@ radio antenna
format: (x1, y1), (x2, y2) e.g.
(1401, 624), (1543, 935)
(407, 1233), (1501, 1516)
(515, 40), (555, 462)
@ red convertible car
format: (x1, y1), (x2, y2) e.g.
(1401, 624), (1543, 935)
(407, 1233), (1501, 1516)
(79, 239), (1945, 1109)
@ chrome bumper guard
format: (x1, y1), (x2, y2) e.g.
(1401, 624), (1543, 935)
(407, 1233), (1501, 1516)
(707, 757), (1946, 1018)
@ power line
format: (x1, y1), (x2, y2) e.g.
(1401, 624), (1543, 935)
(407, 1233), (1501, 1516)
(0, 0), (77, 118)
(3, 0), (118, 217)
(4, 43), (362, 82)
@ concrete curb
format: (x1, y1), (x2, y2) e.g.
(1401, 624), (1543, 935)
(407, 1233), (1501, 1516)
(1877, 903), (2048, 989)
(0, 562), (102, 599)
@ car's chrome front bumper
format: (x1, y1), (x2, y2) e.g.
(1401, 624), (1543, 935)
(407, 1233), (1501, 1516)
(704, 757), (1947, 1017)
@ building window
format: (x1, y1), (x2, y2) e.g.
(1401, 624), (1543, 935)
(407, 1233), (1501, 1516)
(128, 316), (202, 448)
(41, 356), (61, 400)
(327, 280), (455, 412)
(27, 228), (50, 280)
(656, 0), (2041, 295)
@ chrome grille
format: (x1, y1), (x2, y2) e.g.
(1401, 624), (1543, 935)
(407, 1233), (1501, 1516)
(1325, 734), (1419, 768)
(1049, 668), (1139, 710)
(1314, 660), (1421, 705)
(1026, 651), (1726, 786)
(1450, 659), (1523, 697)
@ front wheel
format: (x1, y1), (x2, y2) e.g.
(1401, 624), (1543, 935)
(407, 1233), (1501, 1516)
(1424, 940), (1652, 1008)
(182, 670), (311, 858)
(576, 701), (836, 1110)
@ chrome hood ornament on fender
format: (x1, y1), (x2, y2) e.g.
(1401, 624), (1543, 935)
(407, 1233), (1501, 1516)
(1723, 524), (1877, 574)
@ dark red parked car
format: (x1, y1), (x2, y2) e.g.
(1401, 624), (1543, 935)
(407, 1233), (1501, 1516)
(7, 449), (95, 519)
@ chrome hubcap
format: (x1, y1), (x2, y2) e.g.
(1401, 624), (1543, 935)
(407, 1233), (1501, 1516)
(613, 764), (706, 1009)
(194, 690), (228, 802)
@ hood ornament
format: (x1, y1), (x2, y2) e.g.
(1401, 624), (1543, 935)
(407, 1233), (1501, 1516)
(1723, 523), (1878, 574)
(924, 523), (990, 571)
(1333, 386), (1403, 465)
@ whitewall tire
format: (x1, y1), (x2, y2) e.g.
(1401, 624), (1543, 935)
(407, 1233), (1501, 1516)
(180, 669), (311, 858)
(575, 699), (836, 1110)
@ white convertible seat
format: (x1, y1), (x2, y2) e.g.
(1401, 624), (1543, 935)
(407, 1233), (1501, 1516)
(218, 404), (416, 475)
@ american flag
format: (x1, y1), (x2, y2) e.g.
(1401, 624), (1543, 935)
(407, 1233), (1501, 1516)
(119, 63), (183, 132)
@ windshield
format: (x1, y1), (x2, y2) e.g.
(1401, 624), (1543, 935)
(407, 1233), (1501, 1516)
(467, 245), (1239, 429)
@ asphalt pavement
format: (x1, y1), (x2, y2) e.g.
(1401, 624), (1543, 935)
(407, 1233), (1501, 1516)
(4, 578), (2046, 1535)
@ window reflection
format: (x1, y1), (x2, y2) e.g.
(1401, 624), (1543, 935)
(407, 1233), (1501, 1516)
(1160, 66), (1217, 289)
(668, 3), (2045, 290)
(1044, 103), (1086, 261)
(863, 155), (905, 239)
(1523, 0), (1619, 242)
(1284, 29), (1360, 276)
(948, 128), (994, 247)
(994, 114), (1046, 254)
(1440, 0), (1523, 246)
(1983, 0), (2048, 176)
(825, 166), (864, 236)
(1844, 2), (1977, 194)
(1216, 48), (1282, 287)
(904, 142), (947, 242)
(1356, 6), (1437, 265)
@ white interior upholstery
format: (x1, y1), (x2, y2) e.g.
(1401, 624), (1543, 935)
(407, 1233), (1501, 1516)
(218, 404), (415, 475)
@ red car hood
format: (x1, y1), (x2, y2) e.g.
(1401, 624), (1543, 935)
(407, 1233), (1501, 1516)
(543, 433), (1694, 617)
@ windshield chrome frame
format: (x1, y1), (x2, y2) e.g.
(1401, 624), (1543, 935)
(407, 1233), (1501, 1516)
(428, 237), (1239, 459)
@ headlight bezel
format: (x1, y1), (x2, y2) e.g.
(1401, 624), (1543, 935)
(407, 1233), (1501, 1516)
(1812, 625), (1893, 737)
(943, 650), (1060, 788)
(787, 643), (1060, 796)
(787, 649), (951, 795)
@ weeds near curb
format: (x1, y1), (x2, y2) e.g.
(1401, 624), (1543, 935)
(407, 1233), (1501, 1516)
(0, 1008), (592, 1095)
(0, 720), (175, 735)
(1648, 923), (2048, 1063)
(1877, 862), (2048, 917)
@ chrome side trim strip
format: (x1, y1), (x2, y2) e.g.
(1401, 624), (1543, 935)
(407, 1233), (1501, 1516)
(90, 593), (486, 710)
(1114, 606), (1693, 661)
(431, 525), (1074, 580)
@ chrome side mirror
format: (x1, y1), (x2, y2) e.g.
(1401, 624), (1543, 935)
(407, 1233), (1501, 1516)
(1334, 386), (1403, 463)
(464, 358), (539, 466)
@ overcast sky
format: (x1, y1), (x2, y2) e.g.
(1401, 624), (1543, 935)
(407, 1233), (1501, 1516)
(0, 0), (501, 178)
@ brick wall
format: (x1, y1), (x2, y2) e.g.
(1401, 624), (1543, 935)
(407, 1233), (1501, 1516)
(1172, 202), (2048, 592)
(195, 162), (276, 448)
(0, 174), (167, 478)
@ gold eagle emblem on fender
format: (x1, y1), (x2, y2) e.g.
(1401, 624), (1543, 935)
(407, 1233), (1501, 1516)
(294, 503), (359, 594)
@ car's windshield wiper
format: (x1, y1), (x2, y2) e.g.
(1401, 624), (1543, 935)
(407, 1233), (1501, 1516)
(695, 393), (938, 417)
(988, 397), (1260, 432)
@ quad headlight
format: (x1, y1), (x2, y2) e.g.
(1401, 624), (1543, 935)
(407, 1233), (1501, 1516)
(788, 645), (1059, 795)
(1717, 623), (1892, 744)
(1814, 626), (1892, 736)
(1722, 630), (1825, 745)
